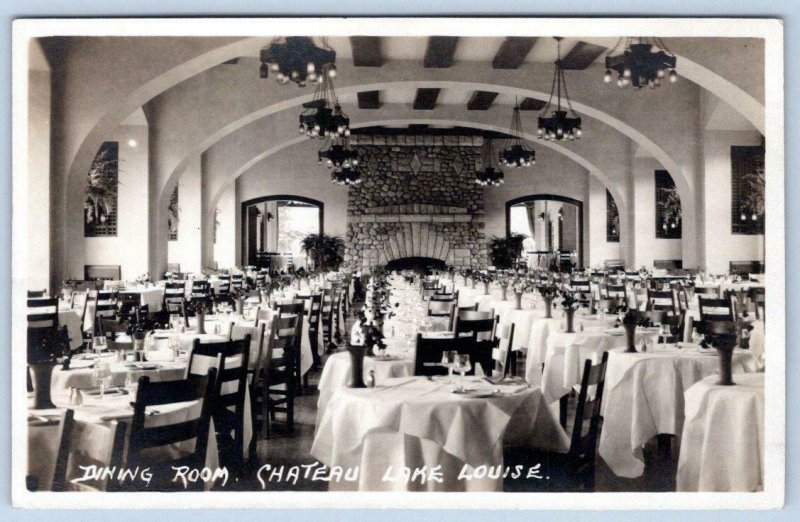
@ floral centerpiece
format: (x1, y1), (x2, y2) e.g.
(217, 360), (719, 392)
(538, 283), (559, 318)
(558, 289), (580, 333)
(511, 274), (534, 310)
(620, 309), (650, 352)
(473, 270), (493, 295)
(134, 272), (152, 287)
(186, 296), (213, 334)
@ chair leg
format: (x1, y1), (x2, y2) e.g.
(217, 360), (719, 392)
(286, 386), (295, 433)
(559, 395), (569, 429)
(657, 434), (673, 459)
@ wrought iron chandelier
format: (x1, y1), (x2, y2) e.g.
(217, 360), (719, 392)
(538, 37), (583, 142)
(299, 64), (350, 139)
(259, 37), (337, 87)
(330, 166), (362, 186)
(499, 101), (536, 168)
(319, 137), (360, 170)
(475, 140), (504, 187)
(603, 37), (678, 89)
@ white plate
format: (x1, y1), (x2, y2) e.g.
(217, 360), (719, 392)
(696, 348), (717, 356)
(605, 329), (624, 336)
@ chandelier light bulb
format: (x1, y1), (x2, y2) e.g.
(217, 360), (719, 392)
(617, 77), (624, 88)
(327, 64), (338, 78)
(604, 70), (613, 83)
(752, 213), (758, 221)
(741, 213), (747, 221)
(259, 63), (268, 79)
(307, 62), (316, 73)
(308, 72), (317, 82)
(576, 128), (582, 138)
(623, 67), (632, 78)
(291, 70), (299, 80)
(669, 70), (678, 83)
(657, 68), (666, 78)
(269, 63), (280, 72)
(298, 124), (305, 133)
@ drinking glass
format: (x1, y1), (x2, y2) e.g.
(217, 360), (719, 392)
(93, 362), (112, 399)
(455, 354), (471, 392)
(124, 371), (137, 393)
(441, 350), (457, 384)
(93, 336), (106, 355)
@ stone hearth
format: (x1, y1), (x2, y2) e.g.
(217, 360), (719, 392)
(345, 136), (488, 270)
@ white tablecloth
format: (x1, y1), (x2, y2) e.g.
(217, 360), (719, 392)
(598, 347), (760, 478)
(676, 373), (764, 491)
(311, 376), (569, 491)
(29, 387), (220, 491)
(316, 351), (415, 427)
(540, 327), (659, 404)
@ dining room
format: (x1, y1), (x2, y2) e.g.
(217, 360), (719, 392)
(14, 18), (781, 505)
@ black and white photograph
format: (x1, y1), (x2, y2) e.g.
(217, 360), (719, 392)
(10, 17), (785, 509)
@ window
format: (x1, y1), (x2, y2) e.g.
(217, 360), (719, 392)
(655, 170), (681, 239)
(277, 202), (320, 258)
(606, 190), (620, 243)
(84, 142), (118, 237)
(731, 145), (765, 235)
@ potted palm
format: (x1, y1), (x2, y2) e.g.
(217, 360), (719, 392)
(301, 234), (345, 273)
(488, 233), (526, 270)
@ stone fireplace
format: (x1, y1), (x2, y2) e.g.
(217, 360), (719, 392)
(345, 134), (488, 270)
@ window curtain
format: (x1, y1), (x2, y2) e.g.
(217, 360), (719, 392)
(525, 203), (537, 240)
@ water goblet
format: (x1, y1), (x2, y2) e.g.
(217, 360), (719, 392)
(441, 350), (457, 385)
(93, 362), (112, 399)
(455, 354), (471, 392)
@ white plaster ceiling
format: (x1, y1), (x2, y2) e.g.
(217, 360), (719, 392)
(706, 99), (758, 131)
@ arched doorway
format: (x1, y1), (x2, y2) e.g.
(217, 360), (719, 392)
(506, 195), (584, 269)
(240, 195), (323, 270)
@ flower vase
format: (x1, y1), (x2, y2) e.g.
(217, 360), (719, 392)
(624, 323), (638, 352)
(544, 298), (553, 319)
(28, 361), (56, 409)
(501, 287), (508, 301)
(235, 298), (244, 316)
(196, 312), (206, 334)
(565, 308), (576, 334)
(483, 282), (490, 295)
(712, 335), (737, 386)
(514, 292), (523, 310)
(470, 279), (476, 290)
(347, 345), (367, 388)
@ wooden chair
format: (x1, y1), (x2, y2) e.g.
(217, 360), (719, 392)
(187, 337), (251, 475)
(28, 289), (47, 298)
(454, 310), (496, 341)
(591, 298), (621, 315)
(748, 286), (766, 320)
(230, 323), (265, 374)
(92, 291), (118, 335)
(27, 298), (59, 360)
(273, 301), (305, 392)
(413, 334), (469, 376)
(602, 283), (628, 308)
(299, 293), (323, 371)
(428, 299), (456, 318)
(507, 352), (609, 492)
(694, 285), (720, 298)
(48, 409), (126, 492)
(126, 368), (217, 491)
(255, 315), (300, 438)
(117, 291), (145, 323)
(489, 323), (516, 379)
(321, 287), (336, 352)
(216, 275), (232, 296)
(230, 273), (245, 292)
(698, 296), (735, 324)
(190, 280), (211, 300)
(432, 290), (458, 302)
(646, 289), (677, 315)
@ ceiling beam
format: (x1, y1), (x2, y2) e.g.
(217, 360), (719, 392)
(423, 36), (459, 68)
(560, 41), (607, 70)
(357, 90), (381, 109)
(349, 36), (384, 67)
(492, 37), (538, 69)
(467, 90), (499, 111)
(518, 97), (546, 111)
(413, 88), (441, 110)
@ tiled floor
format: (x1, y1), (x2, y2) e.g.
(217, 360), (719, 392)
(234, 309), (678, 493)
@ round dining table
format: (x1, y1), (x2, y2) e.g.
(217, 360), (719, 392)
(676, 373), (765, 491)
(311, 375), (569, 492)
(598, 345), (760, 478)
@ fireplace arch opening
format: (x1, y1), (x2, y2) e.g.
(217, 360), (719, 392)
(386, 256), (447, 274)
